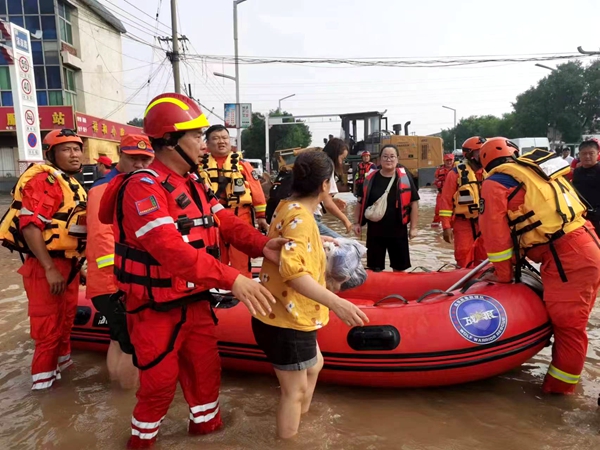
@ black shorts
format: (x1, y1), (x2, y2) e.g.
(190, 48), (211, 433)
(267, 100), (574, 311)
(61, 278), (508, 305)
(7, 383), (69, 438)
(91, 294), (134, 355)
(251, 317), (318, 371)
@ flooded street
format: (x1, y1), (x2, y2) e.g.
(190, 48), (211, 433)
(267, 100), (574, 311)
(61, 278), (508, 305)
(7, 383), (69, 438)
(0, 189), (599, 450)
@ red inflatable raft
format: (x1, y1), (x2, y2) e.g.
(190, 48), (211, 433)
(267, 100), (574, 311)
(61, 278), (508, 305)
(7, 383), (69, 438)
(71, 268), (551, 388)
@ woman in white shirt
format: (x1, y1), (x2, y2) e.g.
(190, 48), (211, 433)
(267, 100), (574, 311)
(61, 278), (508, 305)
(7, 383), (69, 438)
(315, 138), (353, 237)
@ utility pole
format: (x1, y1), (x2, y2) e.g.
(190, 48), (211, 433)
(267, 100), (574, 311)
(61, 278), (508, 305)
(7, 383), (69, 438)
(442, 105), (457, 151)
(234, 1), (246, 152)
(170, 0), (181, 93)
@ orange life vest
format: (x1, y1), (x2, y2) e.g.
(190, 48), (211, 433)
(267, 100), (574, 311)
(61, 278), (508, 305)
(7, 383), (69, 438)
(434, 166), (451, 190)
(355, 162), (375, 184)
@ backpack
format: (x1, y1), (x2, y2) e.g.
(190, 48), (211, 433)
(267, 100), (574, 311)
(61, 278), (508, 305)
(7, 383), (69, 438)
(266, 170), (294, 222)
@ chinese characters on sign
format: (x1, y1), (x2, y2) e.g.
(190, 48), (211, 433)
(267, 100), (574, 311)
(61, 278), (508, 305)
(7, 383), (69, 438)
(240, 104), (252, 128)
(52, 112), (65, 126)
(224, 103), (253, 129)
(75, 113), (142, 142)
(0, 107), (74, 131)
(4, 21), (43, 164)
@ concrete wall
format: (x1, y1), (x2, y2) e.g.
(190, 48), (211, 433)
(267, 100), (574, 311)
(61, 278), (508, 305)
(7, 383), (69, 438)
(68, 1), (126, 123)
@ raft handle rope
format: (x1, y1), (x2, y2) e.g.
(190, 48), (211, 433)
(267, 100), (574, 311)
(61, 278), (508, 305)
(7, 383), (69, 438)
(409, 266), (432, 273)
(437, 263), (460, 272)
(373, 294), (409, 306)
(416, 289), (453, 303)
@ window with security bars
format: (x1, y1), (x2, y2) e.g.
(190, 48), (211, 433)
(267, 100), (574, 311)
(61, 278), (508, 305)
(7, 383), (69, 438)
(421, 144), (429, 160)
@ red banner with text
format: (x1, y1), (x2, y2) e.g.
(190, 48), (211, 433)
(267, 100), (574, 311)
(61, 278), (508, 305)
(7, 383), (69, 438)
(0, 106), (75, 131)
(76, 113), (142, 143)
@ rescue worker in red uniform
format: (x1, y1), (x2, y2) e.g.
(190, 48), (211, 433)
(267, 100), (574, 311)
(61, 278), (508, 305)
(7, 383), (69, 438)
(200, 125), (268, 278)
(86, 134), (154, 389)
(478, 138), (600, 395)
(439, 137), (487, 267)
(432, 153), (455, 227)
(353, 150), (376, 201)
(98, 93), (287, 448)
(0, 129), (86, 390)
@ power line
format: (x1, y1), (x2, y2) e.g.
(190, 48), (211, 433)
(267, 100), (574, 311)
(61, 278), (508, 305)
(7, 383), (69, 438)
(104, 0), (172, 35)
(76, 24), (154, 63)
(186, 42), (230, 100)
(120, 0), (173, 33)
(103, 61), (168, 119)
(88, 4), (165, 40)
(76, 9), (163, 51)
(183, 52), (592, 68)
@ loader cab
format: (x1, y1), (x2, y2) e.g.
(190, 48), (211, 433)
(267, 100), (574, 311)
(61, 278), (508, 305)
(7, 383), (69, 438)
(340, 111), (389, 156)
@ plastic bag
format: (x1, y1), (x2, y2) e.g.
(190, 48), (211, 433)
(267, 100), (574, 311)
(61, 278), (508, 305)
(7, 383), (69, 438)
(323, 238), (368, 291)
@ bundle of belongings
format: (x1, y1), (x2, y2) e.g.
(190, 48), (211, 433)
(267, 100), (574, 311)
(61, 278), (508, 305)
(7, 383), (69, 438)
(323, 238), (368, 292)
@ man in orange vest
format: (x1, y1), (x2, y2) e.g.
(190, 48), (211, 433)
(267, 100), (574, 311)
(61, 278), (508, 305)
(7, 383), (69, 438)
(201, 125), (268, 278)
(86, 134), (154, 389)
(478, 137), (600, 394)
(432, 153), (455, 227)
(0, 129), (87, 390)
(439, 137), (487, 267)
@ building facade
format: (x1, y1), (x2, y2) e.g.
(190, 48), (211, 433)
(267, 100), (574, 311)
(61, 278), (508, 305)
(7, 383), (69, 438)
(0, 0), (137, 187)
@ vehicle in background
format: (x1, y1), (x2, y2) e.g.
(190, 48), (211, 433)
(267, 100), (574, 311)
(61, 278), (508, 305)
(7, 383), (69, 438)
(510, 137), (550, 155)
(338, 111), (443, 188)
(273, 147), (323, 172)
(244, 158), (264, 177)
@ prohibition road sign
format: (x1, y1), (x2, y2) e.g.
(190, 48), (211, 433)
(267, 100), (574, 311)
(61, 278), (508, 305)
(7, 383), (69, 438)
(24, 110), (35, 125)
(27, 133), (38, 148)
(19, 56), (30, 73)
(21, 78), (32, 95)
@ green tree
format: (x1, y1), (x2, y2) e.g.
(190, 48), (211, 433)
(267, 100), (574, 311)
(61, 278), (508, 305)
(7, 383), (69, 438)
(241, 110), (312, 162)
(441, 60), (600, 147)
(441, 114), (514, 151)
(128, 118), (143, 127)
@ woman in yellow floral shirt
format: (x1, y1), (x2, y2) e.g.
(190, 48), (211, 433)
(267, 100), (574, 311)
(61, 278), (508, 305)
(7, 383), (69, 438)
(253, 151), (369, 439)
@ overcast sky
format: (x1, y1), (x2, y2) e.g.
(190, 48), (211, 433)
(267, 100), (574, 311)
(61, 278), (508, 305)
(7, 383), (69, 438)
(114, 0), (600, 147)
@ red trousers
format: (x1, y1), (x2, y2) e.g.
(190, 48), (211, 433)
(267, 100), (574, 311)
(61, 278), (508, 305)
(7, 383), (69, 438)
(433, 192), (441, 224)
(220, 207), (253, 278)
(452, 217), (487, 268)
(527, 226), (600, 394)
(127, 301), (222, 449)
(18, 257), (79, 390)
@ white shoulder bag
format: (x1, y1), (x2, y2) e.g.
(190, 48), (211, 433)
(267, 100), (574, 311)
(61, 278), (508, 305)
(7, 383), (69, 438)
(364, 172), (396, 222)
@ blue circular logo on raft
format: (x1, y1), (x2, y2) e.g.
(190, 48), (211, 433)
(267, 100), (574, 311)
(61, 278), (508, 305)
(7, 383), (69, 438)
(27, 133), (37, 148)
(449, 295), (508, 345)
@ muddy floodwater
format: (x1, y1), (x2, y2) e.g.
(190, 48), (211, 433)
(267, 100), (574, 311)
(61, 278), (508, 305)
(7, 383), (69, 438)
(0, 190), (599, 450)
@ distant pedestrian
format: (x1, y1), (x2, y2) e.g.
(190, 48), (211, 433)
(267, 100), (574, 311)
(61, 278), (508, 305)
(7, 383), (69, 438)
(561, 147), (574, 164)
(572, 138), (600, 236)
(95, 155), (113, 178)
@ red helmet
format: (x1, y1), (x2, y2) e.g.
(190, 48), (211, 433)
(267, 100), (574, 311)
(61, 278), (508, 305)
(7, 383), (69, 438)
(143, 93), (210, 139)
(443, 153), (455, 161)
(42, 129), (83, 155)
(461, 136), (487, 157)
(480, 137), (519, 171)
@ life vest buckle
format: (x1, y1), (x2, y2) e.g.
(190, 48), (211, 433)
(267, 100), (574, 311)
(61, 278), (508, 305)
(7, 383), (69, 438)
(176, 215), (194, 235)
